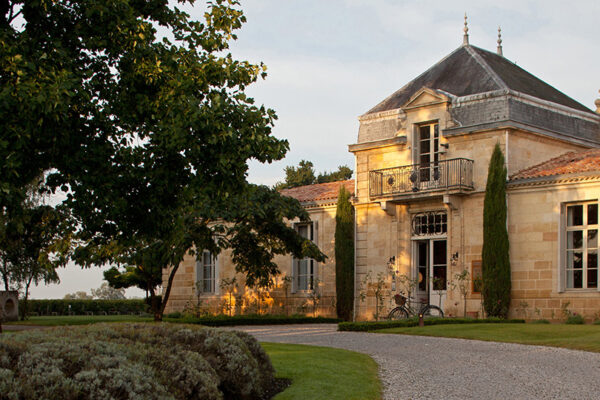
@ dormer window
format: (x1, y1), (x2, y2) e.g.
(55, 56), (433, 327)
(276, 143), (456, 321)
(416, 122), (440, 182)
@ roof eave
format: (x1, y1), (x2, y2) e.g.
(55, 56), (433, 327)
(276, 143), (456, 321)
(508, 170), (600, 187)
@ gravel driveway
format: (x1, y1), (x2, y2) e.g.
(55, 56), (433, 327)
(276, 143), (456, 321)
(232, 324), (600, 400)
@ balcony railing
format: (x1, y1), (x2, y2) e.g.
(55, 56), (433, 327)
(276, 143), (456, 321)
(369, 158), (474, 197)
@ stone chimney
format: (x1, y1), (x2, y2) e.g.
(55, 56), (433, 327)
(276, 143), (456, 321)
(595, 90), (600, 114)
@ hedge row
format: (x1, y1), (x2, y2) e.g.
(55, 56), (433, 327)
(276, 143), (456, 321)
(0, 323), (279, 400)
(21, 299), (151, 316)
(338, 317), (526, 332)
(166, 313), (342, 326)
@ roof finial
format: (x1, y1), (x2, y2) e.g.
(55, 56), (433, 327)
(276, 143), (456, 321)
(497, 26), (503, 56)
(463, 13), (469, 46)
(595, 89), (600, 114)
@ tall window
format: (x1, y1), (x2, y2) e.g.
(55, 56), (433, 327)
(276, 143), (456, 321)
(196, 250), (216, 293)
(294, 223), (315, 291)
(565, 202), (598, 289)
(417, 122), (440, 182)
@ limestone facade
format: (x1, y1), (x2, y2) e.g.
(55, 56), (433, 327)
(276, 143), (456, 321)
(163, 42), (600, 322)
(163, 195), (342, 317)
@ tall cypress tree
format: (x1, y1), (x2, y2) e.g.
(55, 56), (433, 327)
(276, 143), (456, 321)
(335, 185), (354, 321)
(482, 143), (511, 318)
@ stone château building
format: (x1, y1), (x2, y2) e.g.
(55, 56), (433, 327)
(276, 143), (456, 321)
(164, 29), (600, 321)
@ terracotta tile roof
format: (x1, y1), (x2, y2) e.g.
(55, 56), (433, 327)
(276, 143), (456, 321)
(279, 180), (355, 203)
(510, 149), (600, 181)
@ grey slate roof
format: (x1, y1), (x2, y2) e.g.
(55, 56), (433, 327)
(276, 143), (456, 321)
(367, 45), (593, 115)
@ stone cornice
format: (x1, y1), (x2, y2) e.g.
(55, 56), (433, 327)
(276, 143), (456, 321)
(508, 171), (600, 188)
(348, 136), (407, 153)
(358, 108), (402, 122)
(443, 120), (600, 147)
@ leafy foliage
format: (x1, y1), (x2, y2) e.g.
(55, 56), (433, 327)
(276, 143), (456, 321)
(274, 160), (316, 190)
(0, 323), (276, 399)
(274, 160), (353, 190)
(317, 165), (353, 184)
(0, 203), (72, 320)
(90, 282), (126, 300)
(481, 144), (511, 318)
(1, 0), (324, 320)
(63, 291), (93, 300)
(335, 185), (354, 321)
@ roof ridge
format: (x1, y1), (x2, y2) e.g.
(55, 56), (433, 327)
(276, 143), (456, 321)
(279, 179), (355, 191)
(465, 45), (507, 90)
(363, 46), (466, 116)
(471, 46), (594, 114)
(279, 179), (355, 203)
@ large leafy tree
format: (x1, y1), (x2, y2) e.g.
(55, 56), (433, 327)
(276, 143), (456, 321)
(2, 0), (323, 320)
(274, 160), (353, 190)
(1, 204), (72, 321)
(317, 165), (353, 184)
(274, 160), (316, 190)
(335, 185), (354, 321)
(0, 176), (72, 323)
(481, 143), (511, 318)
(91, 282), (126, 300)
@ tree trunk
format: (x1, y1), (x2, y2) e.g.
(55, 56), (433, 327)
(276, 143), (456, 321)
(1, 260), (9, 291)
(151, 292), (162, 322)
(21, 277), (33, 321)
(157, 264), (180, 321)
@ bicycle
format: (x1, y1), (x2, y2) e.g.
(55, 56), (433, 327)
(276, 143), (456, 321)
(387, 293), (444, 320)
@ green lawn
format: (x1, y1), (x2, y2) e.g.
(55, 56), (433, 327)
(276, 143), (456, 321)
(5, 315), (152, 326)
(262, 342), (382, 400)
(378, 323), (600, 352)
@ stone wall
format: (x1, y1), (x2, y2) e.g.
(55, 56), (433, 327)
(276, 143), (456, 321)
(0, 291), (19, 321)
(163, 204), (340, 317)
(350, 99), (598, 321)
(507, 180), (600, 321)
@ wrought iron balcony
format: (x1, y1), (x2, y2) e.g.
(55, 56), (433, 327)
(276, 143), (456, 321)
(369, 158), (474, 198)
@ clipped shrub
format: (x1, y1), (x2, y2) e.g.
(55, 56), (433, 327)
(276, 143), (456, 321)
(565, 314), (585, 324)
(0, 323), (276, 400)
(22, 299), (149, 316)
(338, 317), (526, 332)
(166, 313), (341, 326)
(166, 311), (183, 319)
(531, 319), (551, 324)
(232, 330), (276, 391)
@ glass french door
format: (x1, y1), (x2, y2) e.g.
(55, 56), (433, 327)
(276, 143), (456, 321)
(417, 123), (440, 183)
(414, 239), (447, 306)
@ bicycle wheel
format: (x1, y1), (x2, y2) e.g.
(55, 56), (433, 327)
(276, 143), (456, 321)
(422, 305), (444, 318)
(387, 307), (409, 320)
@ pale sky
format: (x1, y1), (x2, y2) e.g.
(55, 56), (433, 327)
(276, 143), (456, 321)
(30, 0), (600, 299)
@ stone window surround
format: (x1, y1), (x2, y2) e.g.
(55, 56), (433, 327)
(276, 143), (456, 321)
(414, 121), (441, 166)
(195, 250), (219, 295)
(559, 200), (599, 292)
(291, 221), (317, 293)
